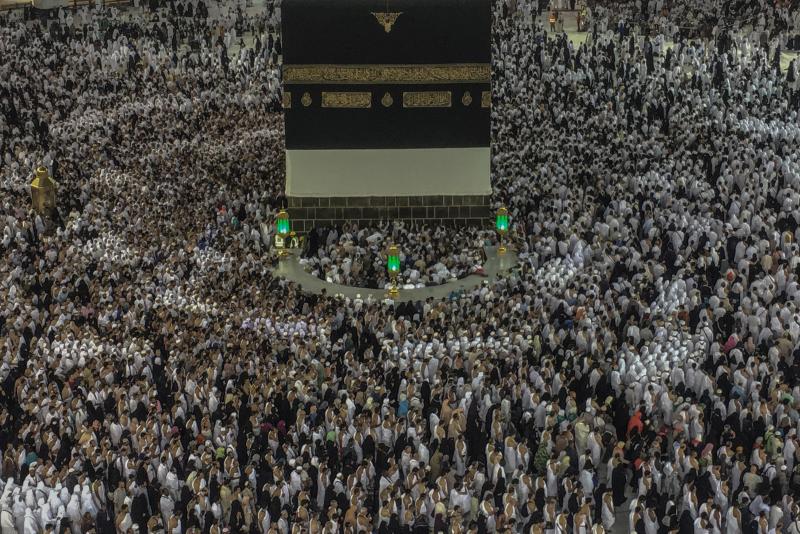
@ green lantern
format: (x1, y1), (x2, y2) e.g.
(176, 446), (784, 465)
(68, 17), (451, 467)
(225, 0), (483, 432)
(387, 244), (400, 274)
(276, 210), (290, 236)
(496, 206), (509, 233)
(496, 206), (509, 254)
(275, 210), (291, 259)
(386, 244), (400, 298)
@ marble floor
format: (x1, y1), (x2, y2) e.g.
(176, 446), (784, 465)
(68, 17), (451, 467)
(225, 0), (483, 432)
(272, 246), (519, 303)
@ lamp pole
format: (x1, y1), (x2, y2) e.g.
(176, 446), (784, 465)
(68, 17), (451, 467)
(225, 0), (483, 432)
(496, 206), (509, 254)
(276, 209), (291, 259)
(30, 166), (57, 217)
(386, 244), (400, 299)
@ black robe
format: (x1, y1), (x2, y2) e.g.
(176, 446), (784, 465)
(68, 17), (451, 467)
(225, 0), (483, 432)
(611, 464), (627, 507)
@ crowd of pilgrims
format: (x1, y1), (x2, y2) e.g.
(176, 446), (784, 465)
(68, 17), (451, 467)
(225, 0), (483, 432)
(299, 223), (490, 289)
(1, 0), (800, 532)
(558, 0), (799, 42)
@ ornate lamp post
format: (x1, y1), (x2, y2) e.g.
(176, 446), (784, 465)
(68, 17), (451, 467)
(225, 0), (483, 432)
(386, 244), (401, 299)
(31, 166), (57, 216)
(496, 206), (509, 254)
(276, 209), (291, 258)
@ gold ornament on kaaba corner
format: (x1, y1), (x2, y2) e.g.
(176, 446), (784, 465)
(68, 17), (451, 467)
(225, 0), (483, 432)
(283, 91), (292, 108)
(301, 92), (312, 107)
(481, 90), (491, 108)
(462, 91), (473, 106)
(372, 11), (402, 33)
(381, 92), (394, 107)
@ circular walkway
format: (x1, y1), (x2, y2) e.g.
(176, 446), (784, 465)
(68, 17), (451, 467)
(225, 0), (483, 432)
(273, 247), (519, 302)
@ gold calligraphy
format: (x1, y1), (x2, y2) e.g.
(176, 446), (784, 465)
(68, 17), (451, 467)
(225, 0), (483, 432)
(321, 92), (373, 108)
(283, 64), (491, 85)
(402, 91), (452, 108)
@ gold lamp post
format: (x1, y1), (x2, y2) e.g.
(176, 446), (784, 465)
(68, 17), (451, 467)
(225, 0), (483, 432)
(30, 166), (57, 215)
(386, 244), (401, 299)
(275, 209), (291, 258)
(496, 206), (509, 254)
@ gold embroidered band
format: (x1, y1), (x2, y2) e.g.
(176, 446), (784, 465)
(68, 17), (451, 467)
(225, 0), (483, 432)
(283, 64), (490, 84)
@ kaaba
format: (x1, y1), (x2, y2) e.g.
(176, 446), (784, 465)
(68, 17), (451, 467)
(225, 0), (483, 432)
(281, 0), (492, 231)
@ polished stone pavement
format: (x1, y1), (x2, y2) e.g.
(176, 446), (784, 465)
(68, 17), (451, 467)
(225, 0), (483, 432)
(273, 246), (519, 302)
